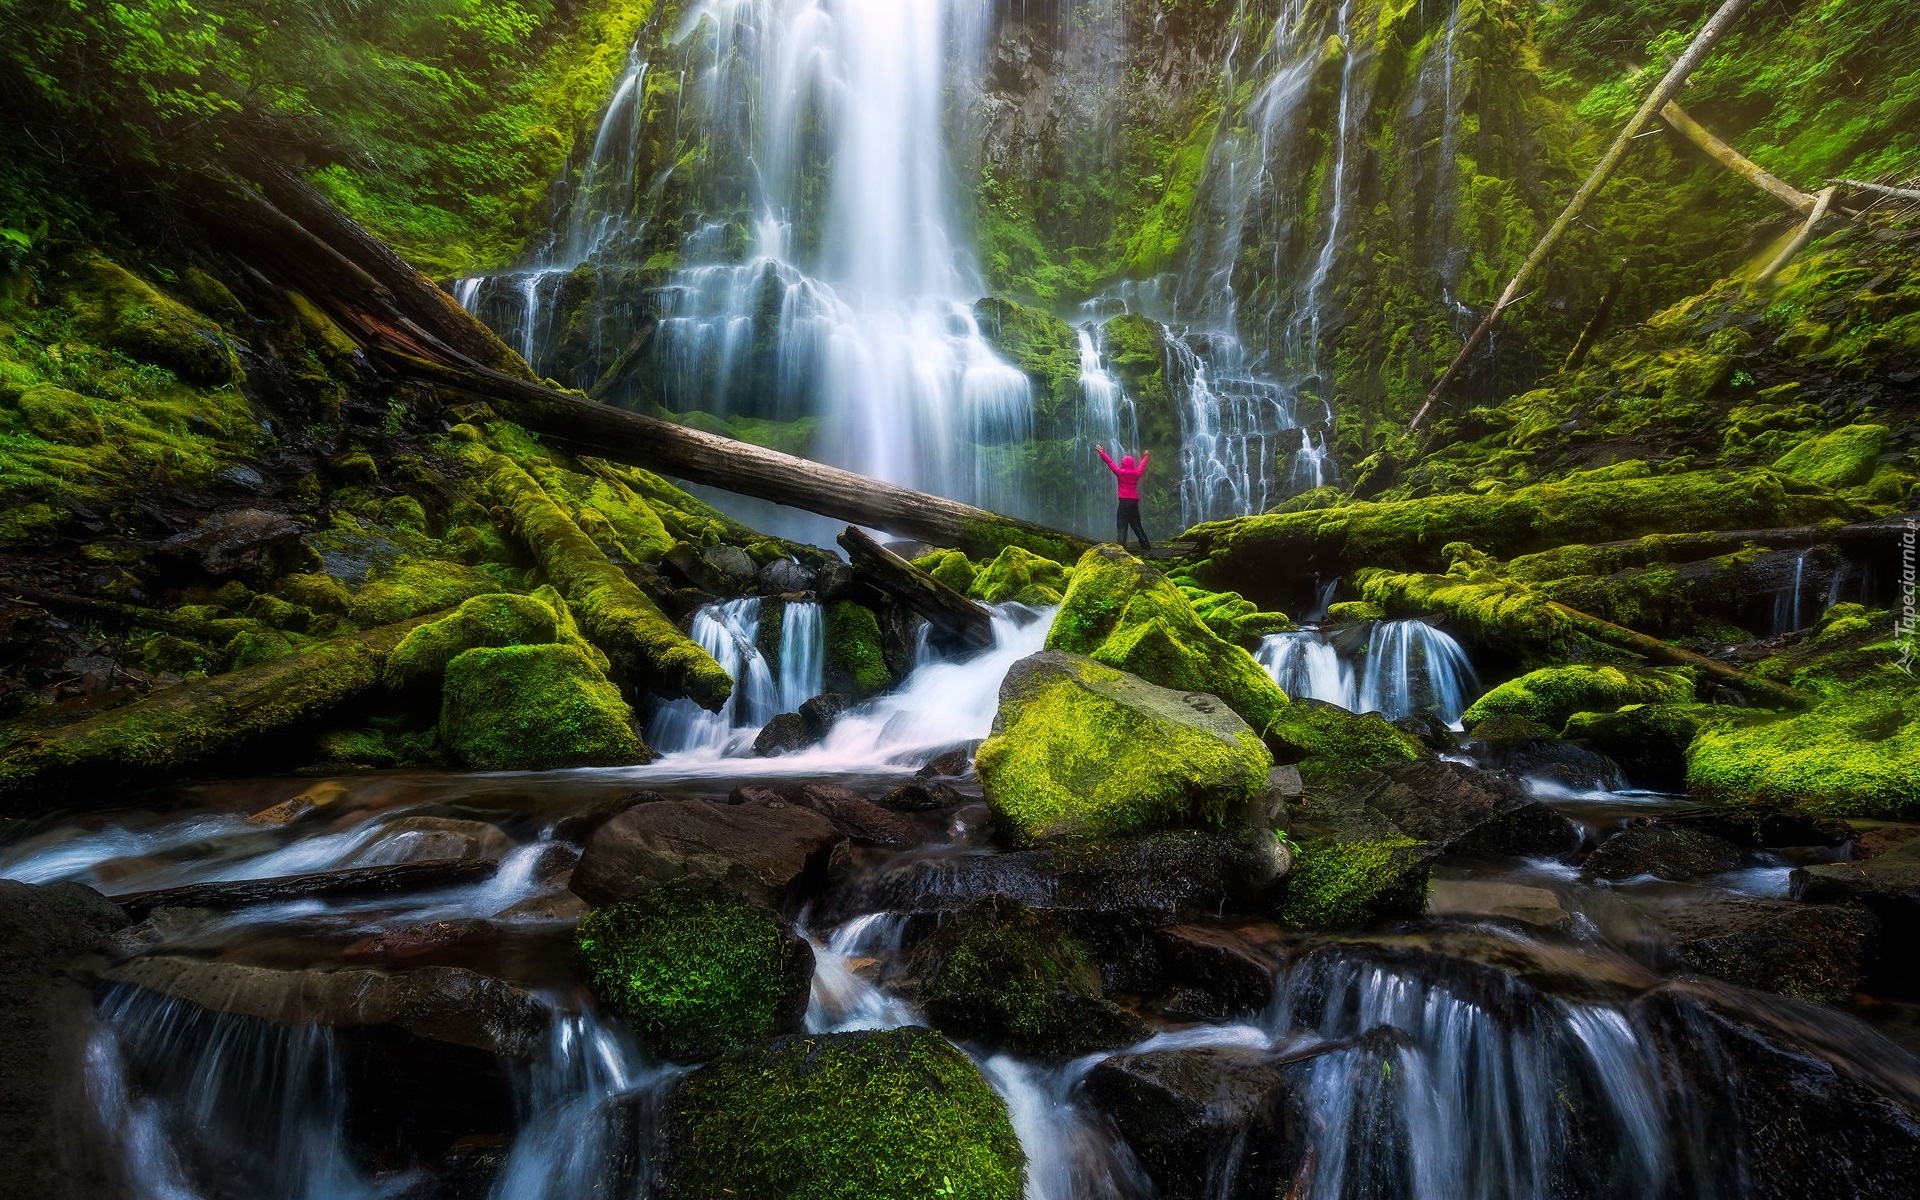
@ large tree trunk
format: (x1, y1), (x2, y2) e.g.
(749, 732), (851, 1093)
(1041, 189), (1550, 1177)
(1408, 0), (1754, 431)
(1548, 601), (1812, 709)
(1659, 102), (1817, 213)
(837, 526), (995, 652)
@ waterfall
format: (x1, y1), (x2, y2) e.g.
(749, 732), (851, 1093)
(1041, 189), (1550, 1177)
(1772, 550), (1809, 635)
(1258, 619), (1480, 723)
(1288, 0), (1358, 361)
(646, 598), (779, 755)
(804, 912), (920, 1033)
(776, 599), (826, 713)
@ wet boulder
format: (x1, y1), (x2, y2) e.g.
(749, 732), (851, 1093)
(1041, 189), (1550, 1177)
(570, 794), (841, 910)
(700, 544), (757, 590)
(904, 896), (1148, 1059)
(824, 601), (894, 697)
(348, 816), (514, 867)
(1621, 889), (1872, 1003)
(1278, 769), (1432, 928)
(755, 556), (815, 595)
(1083, 1045), (1294, 1200)
(1797, 839), (1920, 989)
(1263, 698), (1427, 769)
(1427, 879), (1570, 927)
(0, 881), (130, 1200)
(731, 781), (921, 847)
(751, 711), (814, 756)
(441, 643), (646, 771)
(1046, 545), (1287, 731)
(660, 1028), (1022, 1198)
(575, 879), (813, 1059)
(384, 593), (563, 684)
(976, 651), (1273, 845)
(1562, 703), (1704, 792)
(881, 779), (967, 811)
(968, 545), (1069, 606)
(158, 508), (304, 578)
(1151, 924), (1281, 1020)
(1583, 823), (1745, 882)
(1359, 758), (1577, 857)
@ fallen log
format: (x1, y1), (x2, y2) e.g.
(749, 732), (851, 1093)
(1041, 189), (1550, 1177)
(1830, 178), (1920, 204)
(1522, 518), (1917, 565)
(837, 526), (994, 653)
(409, 353), (1093, 563)
(0, 613), (439, 813)
(1753, 184), (1838, 289)
(1660, 102), (1817, 213)
(1547, 600), (1813, 708)
(1562, 259), (1630, 372)
(1409, 0), (1754, 430)
(110, 858), (498, 919)
(588, 314), (659, 401)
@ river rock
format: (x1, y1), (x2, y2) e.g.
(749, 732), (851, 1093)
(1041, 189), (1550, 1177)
(1583, 823), (1745, 882)
(880, 780), (966, 811)
(1082, 1045), (1293, 1200)
(1151, 923), (1281, 1019)
(1796, 839), (1920, 990)
(976, 651), (1273, 844)
(102, 957), (551, 1059)
(1427, 879), (1569, 927)
(916, 745), (974, 777)
(756, 557), (814, 595)
(0, 881), (130, 1200)
(1621, 889), (1872, 1003)
(570, 795), (841, 909)
(441, 643), (646, 771)
(1360, 758), (1577, 856)
(349, 816), (515, 867)
(551, 789), (663, 844)
(751, 711), (814, 756)
(733, 781), (920, 847)
(660, 1028), (1023, 1199)
(700, 544), (757, 589)
(1562, 704), (1702, 791)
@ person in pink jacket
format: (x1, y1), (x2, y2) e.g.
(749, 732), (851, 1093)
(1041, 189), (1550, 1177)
(1096, 446), (1151, 551)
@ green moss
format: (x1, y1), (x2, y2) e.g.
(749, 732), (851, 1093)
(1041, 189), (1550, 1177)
(315, 724), (442, 768)
(1771, 424), (1888, 490)
(471, 447), (731, 709)
(1324, 600), (1385, 623)
(915, 548), (978, 595)
(825, 600), (892, 698)
(1265, 702), (1426, 769)
(278, 573), (354, 614)
(664, 1027), (1023, 1200)
(67, 253), (236, 386)
(347, 558), (500, 627)
(976, 651), (1272, 845)
(1563, 703), (1704, 790)
(223, 627), (298, 671)
(973, 297), (1081, 430)
(14, 384), (103, 443)
(529, 458), (674, 564)
(1462, 664), (1697, 731)
(1687, 668), (1920, 817)
(386, 592), (560, 684)
(1280, 832), (1430, 928)
(969, 545), (1069, 606)
(911, 896), (1144, 1060)
(575, 879), (811, 1059)
(1048, 546), (1286, 731)
(440, 642), (645, 771)
(532, 583), (611, 672)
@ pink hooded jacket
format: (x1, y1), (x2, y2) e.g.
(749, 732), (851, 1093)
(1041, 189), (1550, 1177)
(1097, 447), (1149, 499)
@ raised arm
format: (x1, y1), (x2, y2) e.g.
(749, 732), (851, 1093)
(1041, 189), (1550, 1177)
(1139, 451), (1150, 473)
(1096, 445), (1120, 476)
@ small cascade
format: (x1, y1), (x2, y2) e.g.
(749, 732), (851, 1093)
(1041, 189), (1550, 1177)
(1287, 426), (1338, 493)
(485, 1013), (678, 1200)
(775, 599), (826, 714)
(1257, 619), (1480, 723)
(1166, 329), (1301, 525)
(804, 912), (920, 1033)
(646, 598), (778, 755)
(1357, 618), (1481, 724)
(981, 1054), (1156, 1200)
(1772, 550), (1809, 635)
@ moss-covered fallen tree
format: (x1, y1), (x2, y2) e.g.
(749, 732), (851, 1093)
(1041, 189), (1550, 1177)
(0, 612), (438, 810)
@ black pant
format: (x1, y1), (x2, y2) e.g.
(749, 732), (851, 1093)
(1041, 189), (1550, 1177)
(1116, 498), (1150, 550)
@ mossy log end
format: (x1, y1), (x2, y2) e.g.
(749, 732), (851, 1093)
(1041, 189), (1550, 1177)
(0, 614), (437, 812)
(475, 449), (733, 711)
(838, 526), (995, 652)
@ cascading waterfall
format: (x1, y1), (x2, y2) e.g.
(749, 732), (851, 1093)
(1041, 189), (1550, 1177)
(1772, 550), (1809, 635)
(776, 599), (825, 713)
(647, 597), (828, 755)
(1257, 619), (1480, 723)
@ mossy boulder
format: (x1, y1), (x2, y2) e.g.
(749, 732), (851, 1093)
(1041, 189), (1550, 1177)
(13, 384), (103, 444)
(664, 1027), (1024, 1198)
(1048, 546), (1287, 731)
(386, 592), (560, 684)
(1687, 671), (1920, 817)
(1182, 587), (1294, 645)
(440, 643), (645, 770)
(976, 651), (1273, 845)
(70, 253), (237, 386)
(1462, 665), (1696, 732)
(907, 896), (1149, 1059)
(1280, 830), (1430, 928)
(969, 545), (1069, 606)
(825, 600), (892, 697)
(1563, 703), (1705, 792)
(348, 559), (501, 626)
(575, 880), (813, 1059)
(1265, 700), (1427, 769)
(1771, 424), (1887, 490)
(915, 548), (979, 594)
(1325, 600), (1385, 623)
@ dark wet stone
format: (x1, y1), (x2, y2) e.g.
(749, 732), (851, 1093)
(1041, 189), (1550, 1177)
(1623, 889), (1873, 1003)
(1152, 924), (1280, 1020)
(158, 508), (303, 577)
(881, 780), (966, 811)
(813, 560), (856, 601)
(1364, 758), (1577, 856)
(752, 711), (815, 757)
(799, 692), (851, 739)
(916, 745), (974, 778)
(1392, 711), (1462, 753)
(552, 790), (664, 845)
(1083, 1046), (1294, 1200)
(731, 782), (920, 847)
(1797, 839), (1920, 991)
(701, 544), (757, 590)
(756, 557), (815, 595)
(572, 796), (842, 910)
(1584, 823), (1745, 882)
(1666, 805), (1854, 850)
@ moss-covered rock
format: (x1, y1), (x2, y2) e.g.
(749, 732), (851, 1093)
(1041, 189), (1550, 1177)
(1181, 587), (1295, 645)
(440, 643), (645, 771)
(1462, 665), (1697, 732)
(386, 592), (560, 684)
(1563, 703), (1705, 792)
(69, 253), (237, 386)
(968, 545), (1069, 606)
(575, 879), (813, 1059)
(1771, 424), (1888, 490)
(825, 600), (892, 698)
(907, 896), (1149, 1060)
(279, 573), (354, 614)
(1325, 600), (1384, 624)
(348, 559), (501, 627)
(916, 548), (979, 595)
(1048, 546), (1287, 731)
(1687, 669), (1920, 817)
(13, 384), (103, 444)
(976, 651), (1272, 845)
(663, 1027), (1024, 1200)
(1280, 830), (1431, 928)
(1265, 700), (1427, 769)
